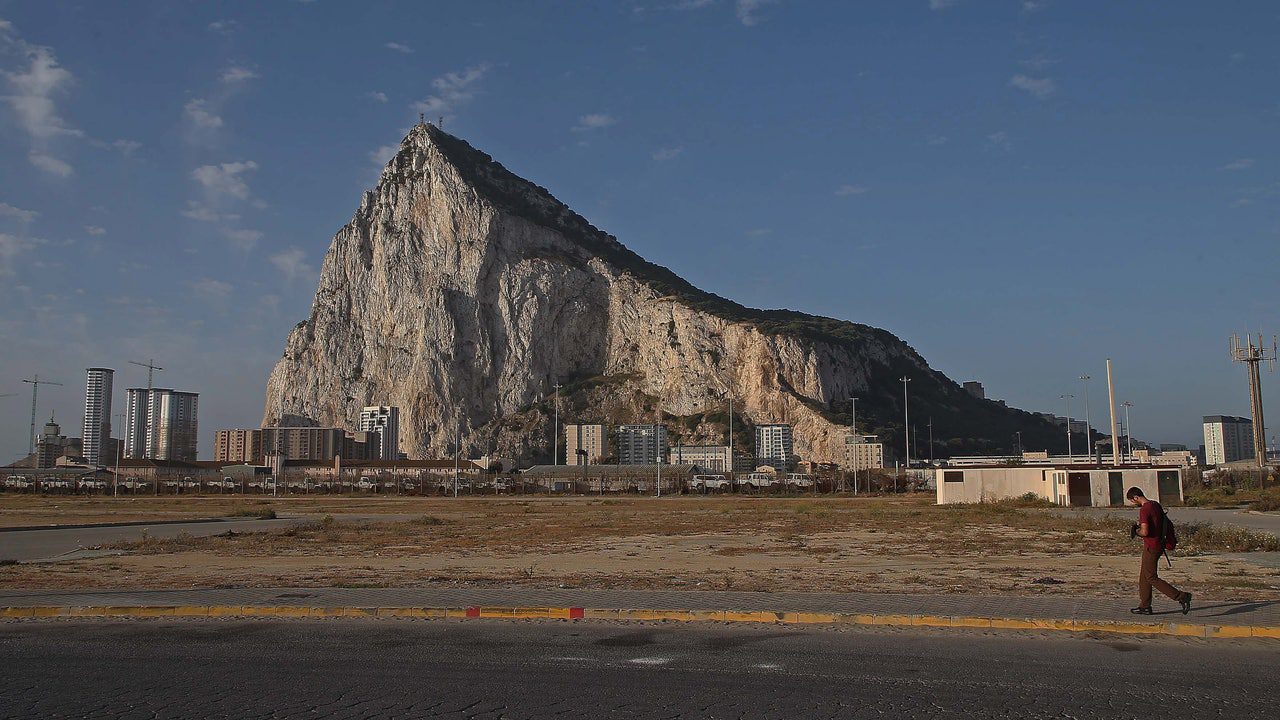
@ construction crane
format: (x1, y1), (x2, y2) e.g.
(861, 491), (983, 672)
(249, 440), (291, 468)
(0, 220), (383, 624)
(128, 359), (163, 459)
(21, 376), (63, 457)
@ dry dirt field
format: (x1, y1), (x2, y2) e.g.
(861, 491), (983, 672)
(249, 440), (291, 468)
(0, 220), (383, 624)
(2, 493), (1279, 601)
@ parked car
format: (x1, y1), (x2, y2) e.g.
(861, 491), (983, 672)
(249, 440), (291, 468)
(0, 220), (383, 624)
(690, 474), (732, 493)
(737, 472), (776, 490)
(783, 473), (815, 489)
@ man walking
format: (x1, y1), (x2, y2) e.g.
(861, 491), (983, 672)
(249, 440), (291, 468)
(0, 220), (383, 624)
(1126, 486), (1191, 615)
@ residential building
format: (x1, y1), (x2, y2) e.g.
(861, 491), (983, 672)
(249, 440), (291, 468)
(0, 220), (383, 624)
(214, 429), (263, 464)
(843, 433), (885, 471)
(617, 424), (668, 465)
(963, 381), (985, 400)
(35, 416), (71, 469)
(81, 367), (114, 466)
(936, 465), (1184, 506)
(670, 444), (752, 473)
(565, 424), (605, 466)
(755, 424), (795, 472)
(358, 406), (400, 460)
(125, 388), (199, 461)
(1203, 415), (1254, 466)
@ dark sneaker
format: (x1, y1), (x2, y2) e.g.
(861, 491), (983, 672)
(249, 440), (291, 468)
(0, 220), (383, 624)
(1130, 607), (1153, 615)
(1180, 593), (1192, 615)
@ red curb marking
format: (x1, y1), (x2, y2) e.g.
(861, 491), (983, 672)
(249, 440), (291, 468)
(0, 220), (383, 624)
(465, 607), (480, 618)
(569, 607), (584, 619)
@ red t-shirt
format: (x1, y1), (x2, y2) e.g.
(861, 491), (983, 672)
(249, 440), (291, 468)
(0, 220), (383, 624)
(1139, 500), (1164, 551)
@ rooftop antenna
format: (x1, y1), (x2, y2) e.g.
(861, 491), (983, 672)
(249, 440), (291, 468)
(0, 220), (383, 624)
(21, 375), (63, 457)
(438, 116), (444, 129)
(1230, 333), (1277, 468)
(419, 112), (425, 125)
(129, 359), (164, 459)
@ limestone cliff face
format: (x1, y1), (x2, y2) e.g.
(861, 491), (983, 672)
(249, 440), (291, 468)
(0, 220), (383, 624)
(264, 124), (1056, 464)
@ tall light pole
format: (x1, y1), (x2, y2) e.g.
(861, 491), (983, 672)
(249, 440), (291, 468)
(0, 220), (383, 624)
(848, 397), (858, 495)
(552, 382), (561, 466)
(1122, 401), (1133, 462)
(453, 415), (460, 498)
(1060, 394), (1074, 463)
(1079, 374), (1092, 461)
(727, 393), (734, 483)
(927, 417), (934, 465)
(114, 411), (125, 497)
(900, 377), (911, 469)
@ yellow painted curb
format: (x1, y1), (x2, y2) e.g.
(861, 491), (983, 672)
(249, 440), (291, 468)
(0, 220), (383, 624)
(0, 605), (1275, 640)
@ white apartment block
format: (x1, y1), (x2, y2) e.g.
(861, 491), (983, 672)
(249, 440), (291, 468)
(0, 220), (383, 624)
(1203, 415), (1253, 465)
(843, 433), (885, 471)
(670, 445), (752, 473)
(617, 424), (668, 465)
(755, 424), (795, 472)
(125, 388), (199, 461)
(81, 367), (114, 466)
(359, 405), (401, 460)
(565, 424), (605, 466)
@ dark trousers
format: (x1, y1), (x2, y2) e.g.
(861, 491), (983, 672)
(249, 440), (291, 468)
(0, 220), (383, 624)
(1139, 546), (1182, 608)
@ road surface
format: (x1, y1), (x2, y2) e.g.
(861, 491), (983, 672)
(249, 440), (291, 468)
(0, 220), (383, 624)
(0, 619), (1274, 718)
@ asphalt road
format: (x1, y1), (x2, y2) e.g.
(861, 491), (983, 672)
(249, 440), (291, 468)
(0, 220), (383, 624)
(1055, 506), (1280, 535)
(0, 619), (1275, 719)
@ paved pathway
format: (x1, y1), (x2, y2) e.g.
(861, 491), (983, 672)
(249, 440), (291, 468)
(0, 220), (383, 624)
(1052, 505), (1280, 535)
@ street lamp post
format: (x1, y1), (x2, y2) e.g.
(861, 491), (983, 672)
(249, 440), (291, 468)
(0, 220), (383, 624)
(900, 377), (911, 469)
(1122, 401), (1134, 462)
(848, 397), (858, 495)
(1060, 394), (1074, 463)
(1079, 375), (1092, 461)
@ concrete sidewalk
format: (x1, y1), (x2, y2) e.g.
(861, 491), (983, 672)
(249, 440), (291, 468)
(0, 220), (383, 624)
(1, 587), (1277, 639)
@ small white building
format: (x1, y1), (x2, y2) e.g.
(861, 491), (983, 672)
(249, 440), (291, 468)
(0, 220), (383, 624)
(935, 464), (1184, 506)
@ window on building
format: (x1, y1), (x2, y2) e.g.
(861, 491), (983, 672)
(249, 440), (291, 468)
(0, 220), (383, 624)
(944, 471), (964, 483)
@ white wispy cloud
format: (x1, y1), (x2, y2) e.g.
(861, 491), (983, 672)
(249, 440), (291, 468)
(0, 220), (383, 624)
(674, 0), (717, 9)
(926, 134), (948, 146)
(223, 227), (263, 251)
(369, 144), (399, 168)
(652, 146), (683, 161)
(1009, 74), (1055, 99)
(1022, 0), (1049, 11)
(220, 66), (259, 84)
(270, 247), (316, 283)
(745, 228), (772, 237)
(0, 231), (39, 274)
(929, 0), (958, 9)
(0, 202), (38, 223)
(1, 19), (81, 176)
(208, 19), (239, 34)
(411, 64), (490, 120)
(28, 152), (72, 177)
(83, 225), (106, 236)
(385, 41), (414, 54)
(191, 278), (233, 300)
(834, 184), (869, 196)
(367, 91), (388, 103)
(573, 113), (617, 132)
(986, 131), (1013, 152)
(735, 0), (777, 26)
(191, 160), (258, 200)
(183, 98), (224, 129)
(181, 201), (240, 223)
(1220, 158), (1254, 171)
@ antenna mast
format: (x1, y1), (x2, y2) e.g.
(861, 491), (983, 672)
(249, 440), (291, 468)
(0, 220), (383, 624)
(1231, 333), (1277, 468)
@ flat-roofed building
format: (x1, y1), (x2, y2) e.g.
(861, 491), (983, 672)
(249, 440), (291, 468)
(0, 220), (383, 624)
(565, 424), (605, 465)
(618, 424), (668, 465)
(670, 444), (752, 473)
(755, 424), (795, 472)
(936, 464), (1184, 506)
(1203, 415), (1253, 465)
(81, 368), (114, 466)
(843, 433), (885, 471)
(358, 406), (400, 460)
(214, 429), (263, 463)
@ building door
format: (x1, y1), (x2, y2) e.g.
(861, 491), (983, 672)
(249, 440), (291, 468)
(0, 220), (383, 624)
(1108, 472), (1125, 506)
(1157, 471), (1182, 506)
(1068, 473), (1092, 507)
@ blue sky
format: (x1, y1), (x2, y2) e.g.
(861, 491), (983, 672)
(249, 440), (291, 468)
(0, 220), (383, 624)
(1, 0), (1277, 460)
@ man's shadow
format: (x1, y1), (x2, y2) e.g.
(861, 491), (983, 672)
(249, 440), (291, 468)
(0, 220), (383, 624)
(1151, 600), (1280, 617)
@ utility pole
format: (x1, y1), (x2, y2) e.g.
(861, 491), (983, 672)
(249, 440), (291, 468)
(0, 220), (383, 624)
(927, 417), (935, 465)
(1105, 360), (1120, 466)
(21, 375), (63, 457)
(114, 411), (125, 496)
(129, 359), (164, 459)
(1014, 430), (1022, 457)
(1060, 394), (1074, 463)
(900, 377), (911, 469)
(454, 415), (460, 498)
(728, 393), (734, 485)
(1230, 333), (1276, 469)
(1079, 374), (1092, 461)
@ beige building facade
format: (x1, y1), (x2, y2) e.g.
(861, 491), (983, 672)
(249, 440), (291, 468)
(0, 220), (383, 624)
(843, 434), (885, 471)
(565, 424), (605, 465)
